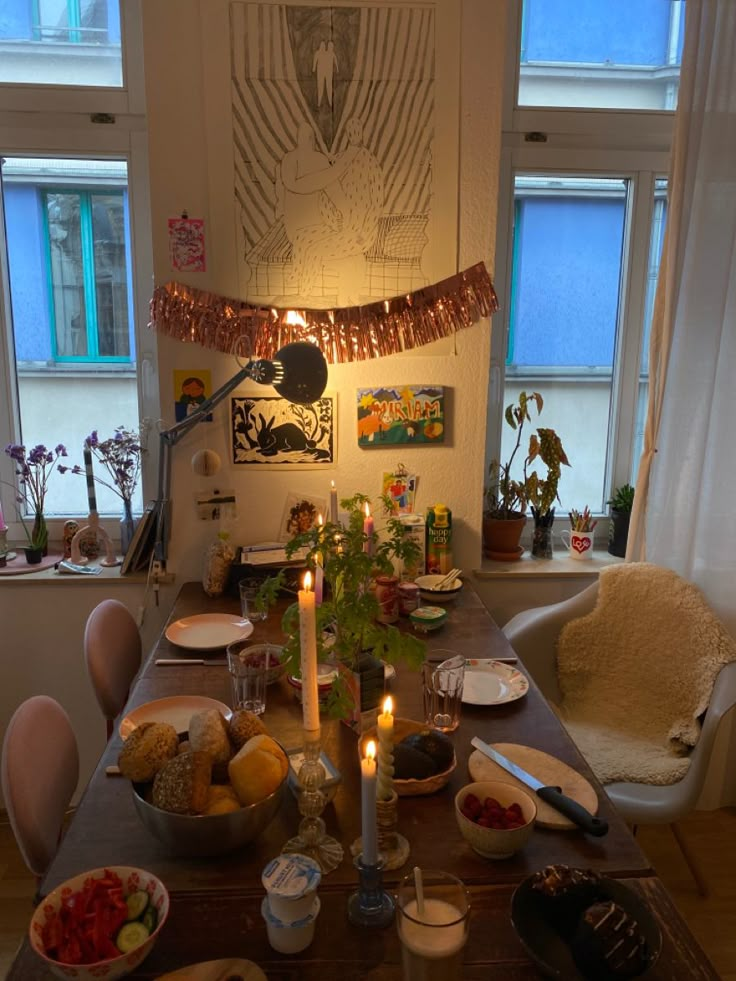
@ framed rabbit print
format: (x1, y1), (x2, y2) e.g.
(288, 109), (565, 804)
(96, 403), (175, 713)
(231, 393), (336, 467)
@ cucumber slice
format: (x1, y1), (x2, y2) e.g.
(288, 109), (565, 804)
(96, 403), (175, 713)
(125, 890), (150, 921)
(142, 906), (158, 934)
(116, 921), (150, 953)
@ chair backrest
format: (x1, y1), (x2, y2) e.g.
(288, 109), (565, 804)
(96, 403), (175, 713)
(1, 695), (79, 877)
(84, 599), (142, 727)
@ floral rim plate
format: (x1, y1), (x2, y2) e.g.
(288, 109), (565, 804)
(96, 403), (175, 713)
(461, 659), (529, 706)
(119, 695), (233, 740)
(165, 613), (254, 650)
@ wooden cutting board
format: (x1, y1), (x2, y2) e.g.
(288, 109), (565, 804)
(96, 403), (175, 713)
(156, 959), (267, 981)
(468, 742), (599, 830)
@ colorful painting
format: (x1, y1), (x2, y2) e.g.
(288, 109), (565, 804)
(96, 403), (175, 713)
(168, 216), (206, 272)
(382, 471), (417, 514)
(173, 369), (213, 423)
(231, 394), (335, 467)
(279, 492), (328, 542)
(357, 386), (445, 447)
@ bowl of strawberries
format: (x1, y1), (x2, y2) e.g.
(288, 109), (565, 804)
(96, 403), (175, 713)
(455, 780), (537, 859)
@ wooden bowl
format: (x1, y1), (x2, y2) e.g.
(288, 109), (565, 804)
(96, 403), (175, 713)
(360, 718), (456, 797)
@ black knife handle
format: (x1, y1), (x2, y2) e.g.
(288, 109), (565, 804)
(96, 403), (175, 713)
(537, 786), (609, 837)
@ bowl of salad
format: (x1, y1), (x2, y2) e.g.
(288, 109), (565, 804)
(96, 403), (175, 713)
(29, 866), (169, 980)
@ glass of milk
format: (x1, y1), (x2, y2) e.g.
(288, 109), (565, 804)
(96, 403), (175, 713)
(396, 869), (470, 980)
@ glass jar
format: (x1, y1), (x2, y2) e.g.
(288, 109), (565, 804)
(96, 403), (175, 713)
(202, 531), (235, 597)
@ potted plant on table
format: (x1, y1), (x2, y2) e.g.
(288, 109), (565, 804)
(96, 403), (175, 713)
(3, 442), (70, 558)
(276, 493), (426, 726)
(483, 392), (570, 560)
(607, 483), (635, 557)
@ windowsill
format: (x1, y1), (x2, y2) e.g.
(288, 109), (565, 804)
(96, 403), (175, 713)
(473, 549), (623, 579)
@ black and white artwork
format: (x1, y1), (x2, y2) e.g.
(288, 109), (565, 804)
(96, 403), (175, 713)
(229, 3), (436, 308)
(231, 394), (335, 466)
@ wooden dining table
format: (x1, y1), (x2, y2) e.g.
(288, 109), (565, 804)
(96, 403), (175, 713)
(8, 580), (719, 979)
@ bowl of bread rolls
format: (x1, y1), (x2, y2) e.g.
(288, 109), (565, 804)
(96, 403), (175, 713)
(118, 708), (288, 856)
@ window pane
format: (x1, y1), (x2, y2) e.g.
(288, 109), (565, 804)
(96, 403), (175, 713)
(2, 157), (140, 517)
(632, 178), (668, 479)
(0, 0), (122, 87)
(502, 176), (627, 514)
(519, 0), (685, 110)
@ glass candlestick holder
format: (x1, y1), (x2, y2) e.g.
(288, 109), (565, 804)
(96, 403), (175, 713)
(283, 728), (344, 873)
(350, 789), (409, 870)
(347, 854), (395, 928)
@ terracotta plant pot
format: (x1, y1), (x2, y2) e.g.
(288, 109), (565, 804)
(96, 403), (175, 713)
(482, 514), (526, 560)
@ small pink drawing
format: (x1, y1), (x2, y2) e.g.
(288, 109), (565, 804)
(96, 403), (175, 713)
(168, 216), (206, 272)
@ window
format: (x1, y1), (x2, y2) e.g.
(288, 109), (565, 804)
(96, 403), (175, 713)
(0, 0), (122, 87)
(0, 4), (156, 532)
(489, 3), (676, 526)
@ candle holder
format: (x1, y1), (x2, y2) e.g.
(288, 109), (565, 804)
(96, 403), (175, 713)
(283, 729), (344, 873)
(347, 854), (395, 927)
(0, 527), (16, 561)
(351, 790), (409, 870)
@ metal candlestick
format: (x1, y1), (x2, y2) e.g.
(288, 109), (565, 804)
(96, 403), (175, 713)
(283, 729), (343, 873)
(347, 854), (395, 927)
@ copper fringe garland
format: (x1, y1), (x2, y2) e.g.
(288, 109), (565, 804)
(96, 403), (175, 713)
(148, 262), (498, 365)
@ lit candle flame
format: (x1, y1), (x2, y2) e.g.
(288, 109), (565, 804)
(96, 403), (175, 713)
(366, 740), (376, 761)
(303, 570), (312, 591)
(364, 502), (371, 518)
(331, 479), (335, 489)
(382, 695), (393, 715)
(317, 513), (323, 527)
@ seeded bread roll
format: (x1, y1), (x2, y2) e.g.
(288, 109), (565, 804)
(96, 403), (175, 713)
(228, 734), (288, 807)
(152, 750), (212, 814)
(228, 710), (267, 750)
(189, 709), (232, 765)
(118, 721), (179, 782)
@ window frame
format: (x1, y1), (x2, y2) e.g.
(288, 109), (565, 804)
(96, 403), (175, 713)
(487, 3), (674, 525)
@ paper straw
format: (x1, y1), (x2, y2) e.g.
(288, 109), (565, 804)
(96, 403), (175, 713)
(413, 866), (425, 916)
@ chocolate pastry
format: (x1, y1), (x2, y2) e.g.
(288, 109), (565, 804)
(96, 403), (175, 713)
(571, 900), (650, 979)
(530, 865), (601, 937)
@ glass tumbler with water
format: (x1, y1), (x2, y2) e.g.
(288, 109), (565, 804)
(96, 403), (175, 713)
(396, 869), (470, 981)
(227, 644), (271, 715)
(422, 652), (465, 732)
(239, 580), (268, 622)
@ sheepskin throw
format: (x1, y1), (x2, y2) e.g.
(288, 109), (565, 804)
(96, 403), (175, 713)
(556, 562), (736, 785)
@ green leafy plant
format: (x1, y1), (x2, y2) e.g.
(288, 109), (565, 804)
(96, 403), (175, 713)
(484, 392), (570, 519)
(254, 569), (286, 618)
(272, 494), (426, 719)
(607, 483), (635, 513)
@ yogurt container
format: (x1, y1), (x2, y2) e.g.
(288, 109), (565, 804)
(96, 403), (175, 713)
(261, 853), (321, 922)
(410, 605), (448, 633)
(261, 895), (321, 954)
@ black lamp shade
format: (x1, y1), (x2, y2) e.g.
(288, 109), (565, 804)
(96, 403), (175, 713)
(272, 341), (329, 405)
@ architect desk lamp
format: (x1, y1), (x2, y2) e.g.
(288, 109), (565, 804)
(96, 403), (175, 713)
(153, 340), (328, 568)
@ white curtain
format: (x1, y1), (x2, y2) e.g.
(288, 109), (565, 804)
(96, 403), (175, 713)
(628, 0), (736, 637)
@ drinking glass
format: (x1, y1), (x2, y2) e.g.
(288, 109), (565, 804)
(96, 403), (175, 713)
(227, 645), (271, 714)
(239, 580), (268, 621)
(422, 652), (465, 732)
(396, 869), (470, 981)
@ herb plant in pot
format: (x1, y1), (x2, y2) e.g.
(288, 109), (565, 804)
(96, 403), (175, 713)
(277, 494), (426, 728)
(607, 483), (635, 557)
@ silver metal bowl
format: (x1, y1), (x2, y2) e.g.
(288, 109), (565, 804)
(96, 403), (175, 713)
(131, 772), (286, 857)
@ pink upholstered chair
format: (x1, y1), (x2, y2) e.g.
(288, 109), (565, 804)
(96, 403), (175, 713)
(84, 599), (142, 740)
(1, 695), (79, 878)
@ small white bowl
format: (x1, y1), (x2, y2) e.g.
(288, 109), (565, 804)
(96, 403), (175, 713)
(415, 574), (464, 604)
(29, 866), (169, 981)
(455, 780), (537, 859)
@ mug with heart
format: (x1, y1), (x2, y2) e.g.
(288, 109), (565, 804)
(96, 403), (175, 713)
(561, 529), (594, 560)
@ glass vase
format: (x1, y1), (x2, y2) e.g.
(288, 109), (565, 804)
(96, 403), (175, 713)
(120, 498), (137, 556)
(531, 507), (554, 560)
(32, 512), (48, 556)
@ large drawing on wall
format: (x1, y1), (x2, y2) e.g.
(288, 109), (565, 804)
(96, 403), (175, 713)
(229, 3), (436, 308)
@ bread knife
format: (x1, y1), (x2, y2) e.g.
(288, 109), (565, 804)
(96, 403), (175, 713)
(470, 737), (608, 837)
(155, 658), (227, 666)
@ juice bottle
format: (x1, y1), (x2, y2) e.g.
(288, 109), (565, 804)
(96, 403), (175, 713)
(426, 504), (452, 574)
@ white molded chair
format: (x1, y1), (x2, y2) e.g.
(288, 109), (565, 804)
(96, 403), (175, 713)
(503, 581), (736, 896)
(1, 695), (79, 878)
(84, 599), (142, 740)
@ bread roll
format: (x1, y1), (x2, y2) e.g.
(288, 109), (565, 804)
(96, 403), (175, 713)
(118, 721), (179, 782)
(228, 710), (267, 750)
(228, 734), (288, 807)
(189, 709), (232, 765)
(204, 784), (241, 815)
(152, 750), (212, 814)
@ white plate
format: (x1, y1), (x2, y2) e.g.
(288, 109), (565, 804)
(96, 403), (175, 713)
(120, 695), (232, 740)
(165, 613), (254, 650)
(461, 660), (529, 706)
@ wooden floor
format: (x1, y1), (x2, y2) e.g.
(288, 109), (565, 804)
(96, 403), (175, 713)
(1, 809), (735, 979)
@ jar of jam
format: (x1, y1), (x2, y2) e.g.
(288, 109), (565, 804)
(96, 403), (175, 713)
(375, 575), (399, 623)
(398, 581), (421, 615)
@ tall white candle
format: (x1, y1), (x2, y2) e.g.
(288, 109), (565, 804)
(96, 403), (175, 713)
(363, 502), (375, 556)
(361, 740), (378, 865)
(298, 570), (320, 733)
(377, 695), (394, 800)
(0, 494), (5, 530)
(330, 480), (338, 524)
(314, 513), (324, 606)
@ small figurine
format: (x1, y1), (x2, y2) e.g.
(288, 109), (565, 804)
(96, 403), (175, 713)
(63, 520), (79, 560)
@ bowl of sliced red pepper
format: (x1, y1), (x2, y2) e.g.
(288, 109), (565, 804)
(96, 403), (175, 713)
(29, 866), (169, 980)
